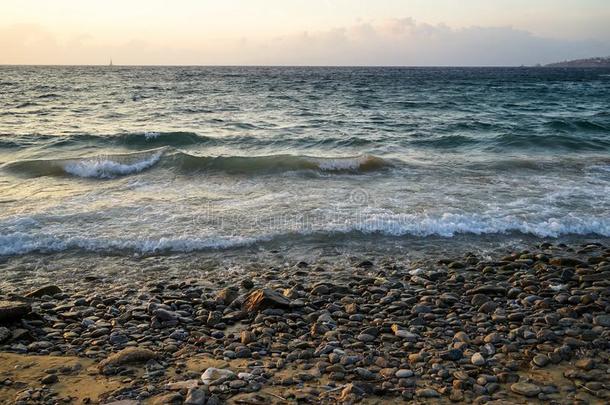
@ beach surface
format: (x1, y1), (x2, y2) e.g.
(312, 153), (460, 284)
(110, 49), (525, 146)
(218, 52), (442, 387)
(1, 241), (609, 404)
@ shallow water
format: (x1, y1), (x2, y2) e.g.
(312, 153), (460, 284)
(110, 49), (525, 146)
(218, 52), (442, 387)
(0, 66), (609, 256)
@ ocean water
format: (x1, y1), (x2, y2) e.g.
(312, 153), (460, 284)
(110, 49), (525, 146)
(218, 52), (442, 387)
(0, 66), (609, 257)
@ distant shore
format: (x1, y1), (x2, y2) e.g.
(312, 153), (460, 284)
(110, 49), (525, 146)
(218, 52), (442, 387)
(0, 240), (609, 404)
(543, 56), (610, 68)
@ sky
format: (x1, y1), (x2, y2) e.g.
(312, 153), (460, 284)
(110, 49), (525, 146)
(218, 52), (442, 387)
(1, 0), (609, 66)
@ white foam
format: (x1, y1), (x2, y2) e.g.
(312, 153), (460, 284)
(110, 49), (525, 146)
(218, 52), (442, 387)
(63, 152), (162, 179)
(314, 155), (373, 171)
(0, 232), (258, 256)
(347, 212), (610, 238)
(0, 212), (608, 256)
(144, 131), (161, 140)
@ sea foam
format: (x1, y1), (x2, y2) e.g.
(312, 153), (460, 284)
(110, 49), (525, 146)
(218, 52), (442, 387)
(63, 151), (163, 178)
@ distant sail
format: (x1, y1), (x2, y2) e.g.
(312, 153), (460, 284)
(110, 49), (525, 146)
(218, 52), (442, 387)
(109, 59), (113, 67)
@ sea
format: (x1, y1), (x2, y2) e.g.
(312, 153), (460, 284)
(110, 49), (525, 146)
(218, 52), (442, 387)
(1, 66), (609, 259)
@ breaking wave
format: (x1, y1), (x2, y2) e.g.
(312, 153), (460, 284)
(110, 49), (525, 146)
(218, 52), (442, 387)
(1, 148), (390, 178)
(0, 212), (607, 256)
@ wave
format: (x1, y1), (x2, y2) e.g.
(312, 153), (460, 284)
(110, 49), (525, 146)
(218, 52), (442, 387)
(0, 213), (607, 256)
(63, 152), (162, 178)
(1, 148), (390, 178)
(170, 152), (389, 174)
(345, 212), (610, 238)
(0, 232), (257, 256)
(2, 149), (164, 179)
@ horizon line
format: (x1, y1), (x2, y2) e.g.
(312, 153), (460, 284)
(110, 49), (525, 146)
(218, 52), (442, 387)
(0, 63), (557, 68)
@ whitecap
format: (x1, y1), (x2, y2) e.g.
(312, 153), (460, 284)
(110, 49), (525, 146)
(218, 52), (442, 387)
(63, 151), (162, 179)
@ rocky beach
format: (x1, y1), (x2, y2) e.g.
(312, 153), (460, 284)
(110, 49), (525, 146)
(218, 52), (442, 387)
(0, 241), (609, 404)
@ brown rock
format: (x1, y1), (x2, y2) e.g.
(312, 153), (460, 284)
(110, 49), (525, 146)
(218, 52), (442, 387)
(575, 358), (595, 370)
(242, 289), (291, 313)
(0, 301), (31, 323)
(98, 347), (157, 370)
(215, 287), (238, 306)
(25, 285), (62, 298)
(240, 330), (254, 345)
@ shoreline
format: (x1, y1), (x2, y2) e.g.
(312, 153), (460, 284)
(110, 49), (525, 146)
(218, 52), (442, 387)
(1, 241), (609, 404)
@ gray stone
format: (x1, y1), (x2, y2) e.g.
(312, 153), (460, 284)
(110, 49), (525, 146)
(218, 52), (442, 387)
(154, 308), (178, 322)
(0, 327), (11, 343)
(593, 315), (610, 327)
(532, 354), (549, 367)
(184, 388), (206, 405)
(511, 382), (541, 397)
(395, 369), (414, 378)
(416, 388), (440, 398)
(471, 352), (486, 366)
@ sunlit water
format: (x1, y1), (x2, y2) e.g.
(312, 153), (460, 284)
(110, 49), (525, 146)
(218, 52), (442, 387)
(1, 66), (609, 257)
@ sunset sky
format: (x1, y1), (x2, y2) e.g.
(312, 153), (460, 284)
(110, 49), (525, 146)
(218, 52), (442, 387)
(2, 0), (609, 65)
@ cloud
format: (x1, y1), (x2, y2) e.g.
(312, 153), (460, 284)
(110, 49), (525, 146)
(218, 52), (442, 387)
(1, 18), (609, 65)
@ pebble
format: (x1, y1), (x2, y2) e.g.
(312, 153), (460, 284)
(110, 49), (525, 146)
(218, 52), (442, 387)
(184, 388), (206, 405)
(0, 242), (608, 404)
(40, 374), (58, 384)
(395, 369), (414, 378)
(471, 352), (486, 366)
(532, 354), (550, 367)
(201, 368), (235, 385)
(511, 382), (541, 397)
(416, 388), (440, 398)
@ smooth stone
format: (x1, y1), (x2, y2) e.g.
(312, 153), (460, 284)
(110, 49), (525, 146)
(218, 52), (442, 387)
(532, 354), (550, 367)
(593, 315), (610, 327)
(109, 332), (129, 346)
(169, 330), (189, 341)
(357, 334), (375, 342)
(229, 380), (247, 389)
(154, 308), (178, 322)
(98, 347), (157, 370)
(416, 388), (440, 398)
(395, 369), (414, 378)
(412, 304), (432, 314)
(184, 388), (206, 405)
(479, 301), (498, 313)
(575, 358), (595, 370)
(41, 374), (58, 384)
(201, 368), (235, 385)
(0, 301), (31, 322)
(511, 382), (541, 397)
(471, 352), (486, 366)
(25, 285), (62, 298)
(0, 327), (10, 343)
